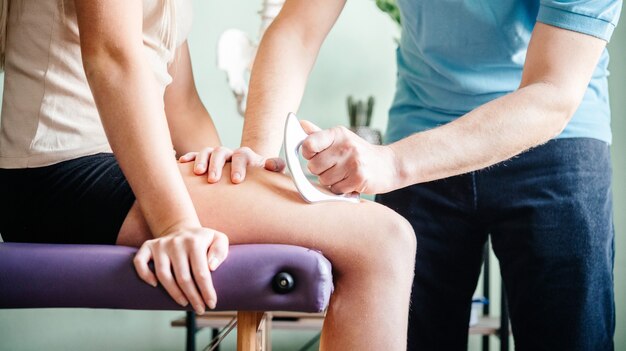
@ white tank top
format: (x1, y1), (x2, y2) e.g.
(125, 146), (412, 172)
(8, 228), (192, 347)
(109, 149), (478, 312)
(0, 0), (192, 168)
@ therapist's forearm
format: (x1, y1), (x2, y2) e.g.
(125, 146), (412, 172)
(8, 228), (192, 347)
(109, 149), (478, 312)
(242, 22), (319, 156)
(166, 89), (221, 157)
(164, 42), (221, 157)
(389, 82), (576, 188)
(356, 23), (604, 192)
(242, 0), (345, 156)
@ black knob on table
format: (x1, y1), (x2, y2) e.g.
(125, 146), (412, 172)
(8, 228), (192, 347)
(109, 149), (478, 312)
(272, 272), (295, 294)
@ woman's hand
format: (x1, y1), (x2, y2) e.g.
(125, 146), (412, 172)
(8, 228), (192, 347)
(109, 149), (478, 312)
(133, 226), (229, 314)
(179, 146), (285, 183)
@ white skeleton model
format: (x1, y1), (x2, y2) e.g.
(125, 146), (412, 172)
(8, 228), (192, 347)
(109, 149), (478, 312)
(217, 0), (285, 116)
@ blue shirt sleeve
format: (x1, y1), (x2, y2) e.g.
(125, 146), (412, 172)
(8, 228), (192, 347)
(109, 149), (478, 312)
(537, 0), (623, 41)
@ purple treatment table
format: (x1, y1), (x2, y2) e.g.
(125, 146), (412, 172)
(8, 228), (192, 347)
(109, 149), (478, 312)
(0, 242), (333, 350)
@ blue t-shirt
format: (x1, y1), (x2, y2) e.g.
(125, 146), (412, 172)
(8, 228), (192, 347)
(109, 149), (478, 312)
(386, 0), (623, 144)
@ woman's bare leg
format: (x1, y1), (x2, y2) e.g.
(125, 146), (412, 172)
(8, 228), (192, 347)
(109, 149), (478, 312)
(118, 162), (416, 351)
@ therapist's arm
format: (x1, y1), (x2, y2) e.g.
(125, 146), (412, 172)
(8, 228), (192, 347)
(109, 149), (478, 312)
(164, 41), (221, 157)
(165, 42), (283, 183)
(241, 0), (346, 157)
(163, 41), (231, 182)
(303, 22), (607, 194)
(388, 22), (605, 189)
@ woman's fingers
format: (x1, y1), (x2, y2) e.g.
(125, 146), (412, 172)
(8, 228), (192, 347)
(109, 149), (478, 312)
(133, 243), (158, 287)
(189, 243), (217, 309)
(170, 243), (207, 314)
(153, 249), (189, 308)
(133, 228), (229, 312)
(208, 231), (229, 271)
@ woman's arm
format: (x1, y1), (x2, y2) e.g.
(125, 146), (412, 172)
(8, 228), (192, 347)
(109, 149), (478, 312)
(74, 0), (227, 314)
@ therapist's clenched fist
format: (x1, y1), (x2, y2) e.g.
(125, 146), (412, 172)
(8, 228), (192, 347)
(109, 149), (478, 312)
(300, 120), (400, 195)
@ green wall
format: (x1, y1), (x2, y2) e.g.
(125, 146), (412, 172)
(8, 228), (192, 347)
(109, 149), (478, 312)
(0, 1), (624, 350)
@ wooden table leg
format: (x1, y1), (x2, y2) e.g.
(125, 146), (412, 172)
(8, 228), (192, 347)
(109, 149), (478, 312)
(237, 311), (267, 351)
(265, 312), (273, 351)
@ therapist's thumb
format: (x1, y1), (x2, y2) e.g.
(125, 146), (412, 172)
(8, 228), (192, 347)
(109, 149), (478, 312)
(265, 157), (286, 173)
(300, 120), (322, 135)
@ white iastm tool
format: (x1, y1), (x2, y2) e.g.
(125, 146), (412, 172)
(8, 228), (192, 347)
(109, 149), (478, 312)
(283, 113), (360, 204)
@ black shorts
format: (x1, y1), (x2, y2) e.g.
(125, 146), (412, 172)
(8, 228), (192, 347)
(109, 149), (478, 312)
(0, 153), (135, 245)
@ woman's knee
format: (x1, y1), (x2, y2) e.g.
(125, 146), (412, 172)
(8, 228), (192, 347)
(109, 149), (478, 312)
(116, 202), (151, 247)
(336, 204), (416, 278)
(374, 210), (417, 268)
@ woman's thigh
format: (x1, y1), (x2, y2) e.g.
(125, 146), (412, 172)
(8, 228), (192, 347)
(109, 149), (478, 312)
(118, 161), (415, 269)
(1, 153), (135, 245)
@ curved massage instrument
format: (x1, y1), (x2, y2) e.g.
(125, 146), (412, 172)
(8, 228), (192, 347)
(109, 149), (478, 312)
(283, 113), (360, 204)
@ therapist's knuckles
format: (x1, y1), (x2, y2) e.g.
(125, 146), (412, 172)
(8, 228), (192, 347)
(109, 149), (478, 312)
(333, 173), (368, 194)
(301, 130), (329, 158)
(330, 182), (357, 195)
(232, 146), (255, 159)
(306, 158), (327, 176)
(335, 133), (367, 156)
(318, 173), (338, 187)
(301, 139), (319, 160)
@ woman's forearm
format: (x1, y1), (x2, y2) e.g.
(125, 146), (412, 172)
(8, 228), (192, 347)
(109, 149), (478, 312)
(73, 0), (200, 236)
(83, 52), (201, 236)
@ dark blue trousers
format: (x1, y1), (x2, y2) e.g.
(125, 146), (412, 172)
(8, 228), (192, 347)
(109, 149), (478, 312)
(377, 138), (615, 351)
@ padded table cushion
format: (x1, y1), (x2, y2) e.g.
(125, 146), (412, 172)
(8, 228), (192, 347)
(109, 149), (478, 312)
(0, 243), (333, 312)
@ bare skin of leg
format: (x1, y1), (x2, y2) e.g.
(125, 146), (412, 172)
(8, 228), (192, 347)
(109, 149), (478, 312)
(117, 162), (416, 351)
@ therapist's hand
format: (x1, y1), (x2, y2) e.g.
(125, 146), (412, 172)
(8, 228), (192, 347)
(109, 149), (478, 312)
(300, 121), (400, 194)
(230, 147), (285, 182)
(133, 225), (229, 314)
(179, 146), (284, 184)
